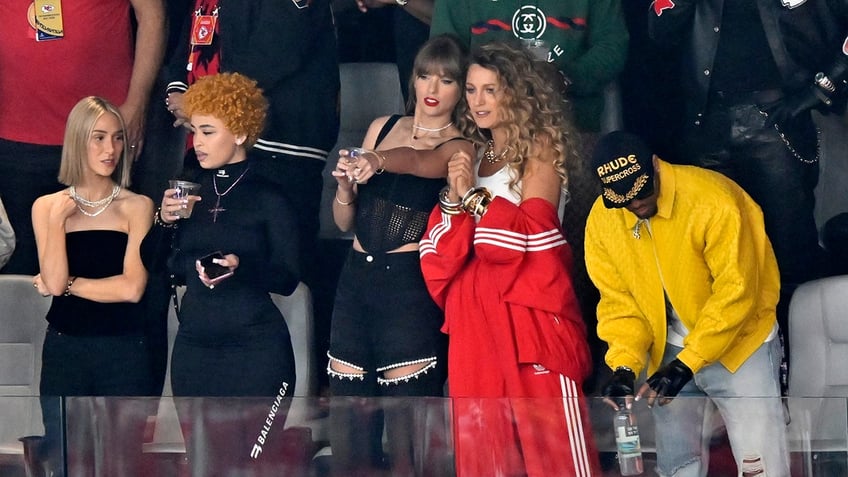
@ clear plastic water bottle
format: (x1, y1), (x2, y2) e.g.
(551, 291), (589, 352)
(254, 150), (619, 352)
(614, 407), (644, 475)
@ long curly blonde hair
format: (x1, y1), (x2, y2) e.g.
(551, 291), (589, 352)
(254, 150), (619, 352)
(455, 41), (579, 193)
(183, 72), (268, 148)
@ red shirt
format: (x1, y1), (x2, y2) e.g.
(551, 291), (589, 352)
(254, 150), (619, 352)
(0, 0), (134, 145)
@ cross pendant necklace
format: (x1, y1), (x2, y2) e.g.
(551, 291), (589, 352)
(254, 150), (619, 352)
(209, 196), (227, 222)
(210, 165), (249, 222)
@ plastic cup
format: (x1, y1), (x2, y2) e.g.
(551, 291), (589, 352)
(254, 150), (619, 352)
(169, 180), (201, 218)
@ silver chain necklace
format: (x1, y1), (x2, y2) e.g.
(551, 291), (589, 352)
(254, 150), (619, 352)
(70, 185), (120, 217)
(209, 166), (250, 222)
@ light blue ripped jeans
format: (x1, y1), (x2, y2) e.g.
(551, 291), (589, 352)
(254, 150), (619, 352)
(651, 340), (790, 477)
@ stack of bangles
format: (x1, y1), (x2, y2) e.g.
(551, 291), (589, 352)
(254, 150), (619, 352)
(439, 186), (492, 217)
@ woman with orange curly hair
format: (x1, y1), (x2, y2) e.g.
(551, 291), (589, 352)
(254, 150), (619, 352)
(145, 71), (300, 473)
(153, 72), (299, 399)
(419, 41), (601, 476)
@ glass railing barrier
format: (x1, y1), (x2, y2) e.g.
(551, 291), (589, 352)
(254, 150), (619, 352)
(0, 395), (845, 476)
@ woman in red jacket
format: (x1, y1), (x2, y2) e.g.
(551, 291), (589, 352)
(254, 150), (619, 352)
(419, 41), (601, 477)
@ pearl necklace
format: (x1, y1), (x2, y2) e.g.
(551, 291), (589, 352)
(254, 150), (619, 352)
(484, 140), (508, 164)
(209, 166), (250, 222)
(412, 121), (453, 140)
(70, 185), (121, 217)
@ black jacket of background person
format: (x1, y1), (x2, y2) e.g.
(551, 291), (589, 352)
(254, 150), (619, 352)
(648, 0), (844, 124)
(778, 0), (848, 112)
(166, 0), (340, 163)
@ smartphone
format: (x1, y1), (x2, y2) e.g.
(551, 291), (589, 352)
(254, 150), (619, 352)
(199, 251), (234, 283)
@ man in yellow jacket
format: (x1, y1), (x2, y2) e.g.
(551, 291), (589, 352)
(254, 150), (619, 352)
(585, 131), (790, 476)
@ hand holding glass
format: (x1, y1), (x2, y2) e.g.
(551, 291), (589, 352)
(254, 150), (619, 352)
(169, 180), (201, 218)
(346, 148), (366, 183)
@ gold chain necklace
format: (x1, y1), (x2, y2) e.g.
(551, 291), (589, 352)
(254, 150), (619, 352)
(484, 140), (508, 164)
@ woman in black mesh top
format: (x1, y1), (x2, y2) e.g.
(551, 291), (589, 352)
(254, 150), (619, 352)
(326, 35), (474, 475)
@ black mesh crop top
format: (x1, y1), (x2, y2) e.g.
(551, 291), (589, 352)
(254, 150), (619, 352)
(354, 115), (456, 253)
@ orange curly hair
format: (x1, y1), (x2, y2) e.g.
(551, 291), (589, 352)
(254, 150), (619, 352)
(183, 72), (268, 148)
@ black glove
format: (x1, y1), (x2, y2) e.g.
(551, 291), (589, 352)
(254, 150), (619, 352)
(645, 358), (693, 403)
(762, 86), (823, 128)
(602, 367), (636, 405)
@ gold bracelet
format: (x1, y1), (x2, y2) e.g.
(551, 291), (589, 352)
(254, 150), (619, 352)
(335, 190), (355, 206)
(466, 194), (485, 216)
(461, 187), (493, 217)
(374, 151), (388, 175)
(460, 186), (482, 206)
(440, 203), (463, 215)
(438, 186), (463, 215)
(475, 195), (491, 216)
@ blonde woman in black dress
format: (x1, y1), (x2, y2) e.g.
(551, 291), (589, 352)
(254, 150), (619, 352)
(32, 96), (155, 476)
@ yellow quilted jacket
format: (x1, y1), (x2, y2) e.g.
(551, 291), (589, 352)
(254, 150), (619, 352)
(585, 159), (780, 375)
